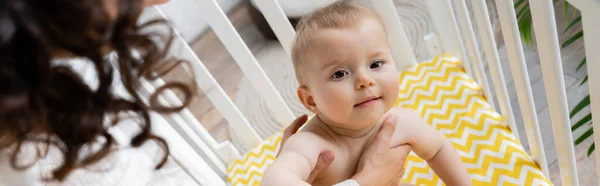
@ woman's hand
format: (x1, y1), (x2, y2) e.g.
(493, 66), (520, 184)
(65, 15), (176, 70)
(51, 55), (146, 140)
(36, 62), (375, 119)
(278, 115), (335, 183)
(353, 114), (412, 186)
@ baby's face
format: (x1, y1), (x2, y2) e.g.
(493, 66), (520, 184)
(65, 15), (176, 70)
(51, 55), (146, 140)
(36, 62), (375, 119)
(299, 17), (399, 132)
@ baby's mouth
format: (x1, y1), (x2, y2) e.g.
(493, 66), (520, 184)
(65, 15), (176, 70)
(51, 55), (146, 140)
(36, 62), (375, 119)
(354, 96), (382, 107)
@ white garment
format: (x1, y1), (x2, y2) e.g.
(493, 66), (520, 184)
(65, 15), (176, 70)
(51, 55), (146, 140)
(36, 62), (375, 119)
(333, 179), (360, 186)
(0, 58), (197, 186)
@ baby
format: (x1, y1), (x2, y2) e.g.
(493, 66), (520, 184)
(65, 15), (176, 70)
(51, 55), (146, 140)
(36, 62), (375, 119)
(262, 2), (471, 186)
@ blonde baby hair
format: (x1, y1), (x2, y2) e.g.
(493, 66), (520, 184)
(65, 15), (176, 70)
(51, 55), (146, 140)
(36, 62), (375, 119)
(291, 1), (384, 84)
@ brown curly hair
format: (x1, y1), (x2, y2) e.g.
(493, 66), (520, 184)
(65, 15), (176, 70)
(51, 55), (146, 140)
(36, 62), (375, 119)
(0, 0), (192, 181)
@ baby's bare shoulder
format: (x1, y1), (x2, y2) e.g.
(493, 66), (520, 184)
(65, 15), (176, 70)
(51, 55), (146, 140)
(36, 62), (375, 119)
(386, 108), (431, 146)
(385, 108), (427, 127)
(390, 107), (422, 117)
(281, 130), (331, 153)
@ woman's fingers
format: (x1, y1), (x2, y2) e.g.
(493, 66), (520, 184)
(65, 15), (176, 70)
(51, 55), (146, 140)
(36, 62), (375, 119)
(276, 114), (334, 184)
(352, 113), (411, 185)
(376, 114), (398, 141)
(278, 115), (308, 157)
(390, 144), (411, 171)
(307, 150), (335, 182)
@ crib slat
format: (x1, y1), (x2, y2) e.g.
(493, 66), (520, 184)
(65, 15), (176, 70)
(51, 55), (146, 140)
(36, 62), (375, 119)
(370, 0), (417, 70)
(577, 3), (600, 184)
(426, 0), (472, 77)
(252, 0), (296, 55)
(140, 75), (230, 168)
(494, 0), (549, 177)
(470, 0), (520, 142)
(452, 0), (496, 110)
(128, 76), (227, 184)
(170, 26), (263, 151)
(142, 93), (227, 185)
(196, 0), (295, 128)
(149, 112), (226, 185)
(143, 6), (264, 151)
(139, 78), (228, 178)
(529, 0), (579, 185)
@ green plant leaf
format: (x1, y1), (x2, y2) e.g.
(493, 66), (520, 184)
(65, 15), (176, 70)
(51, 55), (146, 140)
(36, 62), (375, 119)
(515, 2), (535, 45)
(576, 58), (587, 72)
(561, 30), (583, 49)
(563, 16), (581, 35)
(589, 143), (595, 157)
(517, 3), (530, 20)
(571, 113), (592, 131)
(518, 14), (534, 45)
(580, 75), (588, 86)
(514, 0), (526, 9)
(570, 95), (590, 118)
(575, 127), (594, 145)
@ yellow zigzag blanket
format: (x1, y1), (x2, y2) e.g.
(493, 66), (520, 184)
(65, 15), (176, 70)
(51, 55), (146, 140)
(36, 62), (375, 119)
(227, 54), (552, 185)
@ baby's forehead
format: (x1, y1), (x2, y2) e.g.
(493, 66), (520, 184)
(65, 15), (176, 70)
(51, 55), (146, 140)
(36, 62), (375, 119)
(306, 23), (387, 58)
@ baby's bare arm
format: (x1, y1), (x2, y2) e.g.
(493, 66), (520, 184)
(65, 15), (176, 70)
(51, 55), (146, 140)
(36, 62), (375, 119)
(261, 133), (326, 186)
(387, 108), (471, 186)
(387, 108), (445, 159)
(426, 141), (471, 185)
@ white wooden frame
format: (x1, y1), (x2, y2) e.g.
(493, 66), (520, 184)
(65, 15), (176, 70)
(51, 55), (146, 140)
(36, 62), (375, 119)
(494, 0), (549, 177)
(566, 0), (600, 184)
(138, 0), (599, 185)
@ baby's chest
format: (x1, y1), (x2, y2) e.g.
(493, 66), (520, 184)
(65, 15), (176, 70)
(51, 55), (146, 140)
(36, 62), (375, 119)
(312, 146), (364, 185)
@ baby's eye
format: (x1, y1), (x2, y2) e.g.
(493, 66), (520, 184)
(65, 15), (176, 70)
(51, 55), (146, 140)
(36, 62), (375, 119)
(370, 60), (384, 69)
(331, 70), (348, 79)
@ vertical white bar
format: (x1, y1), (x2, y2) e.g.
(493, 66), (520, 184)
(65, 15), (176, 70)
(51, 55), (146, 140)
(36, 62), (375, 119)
(173, 30), (263, 150)
(129, 80), (227, 184)
(142, 75), (240, 165)
(579, 4), (600, 184)
(195, 0), (295, 128)
(471, 0), (520, 142)
(148, 111), (227, 185)
(139, 78), (228, 177)
(370, 0), (417, 70)
(529, 0), (579, 185)
(253, 0), (296, 55)
(494, 0), (549, 177)
(426, 0), (472, 77)
(452, 0), (496, 110)
(144, 7), (263, 150)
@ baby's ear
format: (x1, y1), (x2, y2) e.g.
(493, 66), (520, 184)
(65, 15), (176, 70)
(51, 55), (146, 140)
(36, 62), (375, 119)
(297, 86), (319, 114)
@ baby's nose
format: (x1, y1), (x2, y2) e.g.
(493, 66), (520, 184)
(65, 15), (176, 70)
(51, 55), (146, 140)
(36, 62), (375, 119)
(355, 73), (375, 89)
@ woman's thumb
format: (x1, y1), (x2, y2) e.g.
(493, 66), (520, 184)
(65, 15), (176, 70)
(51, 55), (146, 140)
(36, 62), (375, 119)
(382, 113), (397, 131)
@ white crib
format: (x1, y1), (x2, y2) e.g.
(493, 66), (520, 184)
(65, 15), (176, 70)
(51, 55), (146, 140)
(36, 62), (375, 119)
(133, 0), (600, 185)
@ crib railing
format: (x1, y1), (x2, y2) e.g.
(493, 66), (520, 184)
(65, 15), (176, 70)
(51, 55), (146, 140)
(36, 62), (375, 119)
(569, 1), (600, 185)
(529, 0), (579, 184)
(496, 0), (551, 177)
(138, 0), (599, 185)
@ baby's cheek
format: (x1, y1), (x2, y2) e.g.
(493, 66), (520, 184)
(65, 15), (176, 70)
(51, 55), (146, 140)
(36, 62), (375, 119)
(318, 92), (348, 114)
(384, 79), (400, 107)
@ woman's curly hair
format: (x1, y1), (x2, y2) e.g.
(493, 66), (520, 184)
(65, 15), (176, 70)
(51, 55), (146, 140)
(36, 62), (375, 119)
(0, 0), (192, 181)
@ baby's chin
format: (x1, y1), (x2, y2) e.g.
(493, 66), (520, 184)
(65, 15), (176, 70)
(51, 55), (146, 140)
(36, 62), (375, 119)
(347, 112), (385, 130)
